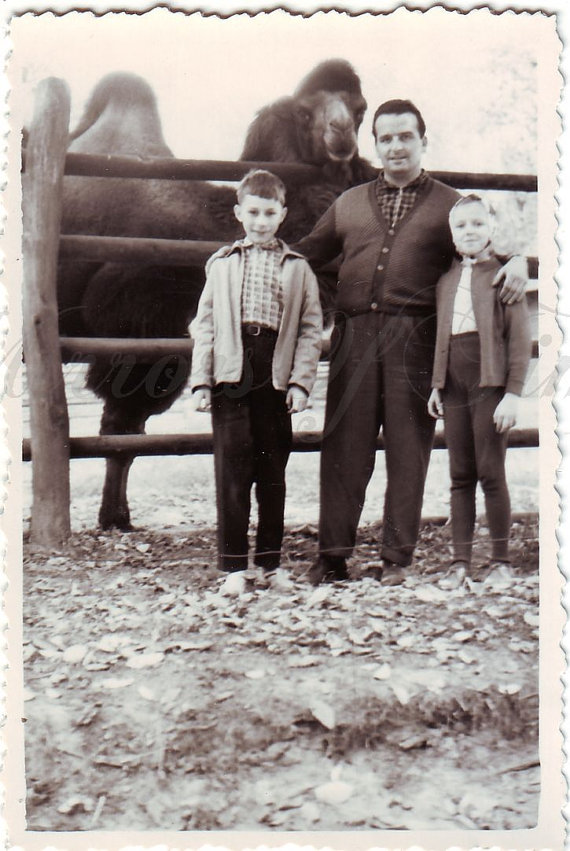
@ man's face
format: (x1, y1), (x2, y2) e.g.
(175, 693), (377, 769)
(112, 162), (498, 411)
(234, 194), (287, 245)
(374, 112), (427, 186)
(449, 201), (492, 257)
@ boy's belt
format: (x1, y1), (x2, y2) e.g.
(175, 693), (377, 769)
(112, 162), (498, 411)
(242, 323), (278, 337)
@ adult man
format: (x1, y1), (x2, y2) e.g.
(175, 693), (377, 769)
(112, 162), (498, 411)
(294, 99), (527, 586)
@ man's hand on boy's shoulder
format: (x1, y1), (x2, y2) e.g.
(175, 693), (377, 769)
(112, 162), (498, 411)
(287, 385), (308, 413)
(492, 254), (528, 305)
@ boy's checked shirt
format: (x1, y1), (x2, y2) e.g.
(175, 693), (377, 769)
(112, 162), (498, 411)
(240, 238), (283, 330)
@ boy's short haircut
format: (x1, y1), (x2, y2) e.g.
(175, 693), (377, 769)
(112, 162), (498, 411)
(236, 169), (287, 205)
(449, 192), (494, 219)
(372, 98), (426, 139)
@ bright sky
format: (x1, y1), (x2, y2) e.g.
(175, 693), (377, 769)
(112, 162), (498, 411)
(9, 8), (552, 173)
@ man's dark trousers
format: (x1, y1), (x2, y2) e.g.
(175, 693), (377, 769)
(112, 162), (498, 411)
(319, 310), (437, 567)
(211, 330), (292, 572)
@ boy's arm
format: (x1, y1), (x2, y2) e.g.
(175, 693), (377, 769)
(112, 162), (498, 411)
(288, 265), (323, 395)
(189, 270), (216, 391)
(503, 296), (533, 396)
(427, 388), (444, 419)
(493, 393), (519, 433)
(286, 385), (309, 414)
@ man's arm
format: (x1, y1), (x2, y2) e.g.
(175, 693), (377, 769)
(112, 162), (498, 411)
(292, 201), (343, 271)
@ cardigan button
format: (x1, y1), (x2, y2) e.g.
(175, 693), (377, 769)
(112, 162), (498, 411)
(377, 264), (384, 271)
(388, 229), (395, 236)
(382, 246), (389, 254)
(371, 302), (379, 311)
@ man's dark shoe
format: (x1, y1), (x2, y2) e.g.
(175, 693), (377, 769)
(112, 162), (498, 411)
(308, 555), (348, 586)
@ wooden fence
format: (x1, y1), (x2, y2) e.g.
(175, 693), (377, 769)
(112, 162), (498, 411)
(22, 78), (540, 545)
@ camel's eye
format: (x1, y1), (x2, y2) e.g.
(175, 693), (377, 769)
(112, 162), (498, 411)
(296, 105), (313, 127)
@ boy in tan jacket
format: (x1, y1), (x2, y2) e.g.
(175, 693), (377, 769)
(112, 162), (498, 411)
(190, 169), (322, 576)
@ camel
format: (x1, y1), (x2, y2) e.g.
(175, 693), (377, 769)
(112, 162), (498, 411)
(56, 60), (375, 529)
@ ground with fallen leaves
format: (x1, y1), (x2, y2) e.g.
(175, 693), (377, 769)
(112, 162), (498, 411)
(23, 516), (539, 832)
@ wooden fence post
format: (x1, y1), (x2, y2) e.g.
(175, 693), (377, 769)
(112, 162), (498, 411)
(22, 78), (71, 546)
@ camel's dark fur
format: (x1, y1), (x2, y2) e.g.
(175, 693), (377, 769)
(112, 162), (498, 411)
(57, 61), (375, 529)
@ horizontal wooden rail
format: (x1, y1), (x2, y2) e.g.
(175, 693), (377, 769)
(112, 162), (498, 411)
(59, 234), (222, 266)
(58, 234), (540, 282)
(431, 171), (537, 192)
(59, 335), (539, 362)
(61, 154), (324, 183)
(23, 152), (539, 192)
(61, 336), (193, 359)
(22, 428), (538, 461)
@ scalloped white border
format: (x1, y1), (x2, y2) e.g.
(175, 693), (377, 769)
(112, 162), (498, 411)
(1, 3), (567, 851)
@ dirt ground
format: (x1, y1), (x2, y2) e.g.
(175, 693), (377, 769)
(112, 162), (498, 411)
(22, 514), (539, 832)
(18, 364), (542, 833)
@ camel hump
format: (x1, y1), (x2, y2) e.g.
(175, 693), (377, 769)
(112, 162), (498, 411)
(69, 71), (173, 157)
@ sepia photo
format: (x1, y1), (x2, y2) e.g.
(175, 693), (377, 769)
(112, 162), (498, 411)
(1, 2), (566, 848)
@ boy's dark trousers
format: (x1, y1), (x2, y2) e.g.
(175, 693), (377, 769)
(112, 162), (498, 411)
(211, 327), (292, 572)
(443, 332), (510, 564)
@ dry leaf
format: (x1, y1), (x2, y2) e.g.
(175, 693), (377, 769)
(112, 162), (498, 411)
(63, 644), (88, 664)
(452, 630), (474, 643)
(126, 652), (164, 669)
(57, 796), (94, 815)
(137, 685), (156, 701)
(219, 572), (247, 596)
(390, 682), (412, 705)
(245, 668), (266, 679)
(398, 733), (428, 751)
(315, 780), (353, 805)
(97, 634), (132, 653)
(306, 587), (330, 607)
(100, 677), (134, 689)
(498, 682), (522, 695)
(523, 611), (539, 628)
(309, 699), (336, 730)
(372, 663), (392, 680)
(288, 655), (320, 668)
(415, 585), (447, 603)
(300, 802), (320, 822)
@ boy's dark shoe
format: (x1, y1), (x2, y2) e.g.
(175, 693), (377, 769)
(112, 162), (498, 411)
(308, 555), (348, 586)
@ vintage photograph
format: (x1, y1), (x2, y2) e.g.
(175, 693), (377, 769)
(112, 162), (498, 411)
(2, 3), (565, 846)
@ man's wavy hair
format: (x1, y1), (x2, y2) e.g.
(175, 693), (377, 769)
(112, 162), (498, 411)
(372, 99), (427, 140)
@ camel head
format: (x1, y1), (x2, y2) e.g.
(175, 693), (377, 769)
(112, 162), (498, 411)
(241, 59), (371, 185)
(292, 58), (367, 167)
(294, 88), (366, 166)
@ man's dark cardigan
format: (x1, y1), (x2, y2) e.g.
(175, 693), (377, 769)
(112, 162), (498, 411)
(296, 176), (460, 316)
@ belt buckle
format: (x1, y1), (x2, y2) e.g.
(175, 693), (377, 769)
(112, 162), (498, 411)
(248, 324), (261, 336)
